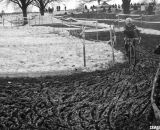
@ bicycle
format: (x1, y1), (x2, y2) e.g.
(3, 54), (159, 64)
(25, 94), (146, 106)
(124, 37), (141, 67)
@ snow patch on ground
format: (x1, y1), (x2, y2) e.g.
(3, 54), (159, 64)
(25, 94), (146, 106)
(0, 14), (160, 76)
(0, 25), (124, 75)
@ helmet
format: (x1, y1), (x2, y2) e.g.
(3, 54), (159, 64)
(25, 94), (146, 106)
(125, 17), (133, 25)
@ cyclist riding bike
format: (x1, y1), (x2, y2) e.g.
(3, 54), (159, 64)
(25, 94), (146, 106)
(123, 18), (140, 60)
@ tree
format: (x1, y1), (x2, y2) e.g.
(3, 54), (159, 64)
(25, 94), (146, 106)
(98, 0), (100, 5)
(2, 0), (34, 25)
(122, 0), (131, 14)
(151, 0), (157, 5)
(32, 0), (52, 16)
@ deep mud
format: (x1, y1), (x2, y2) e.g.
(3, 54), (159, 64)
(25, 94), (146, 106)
(0, 33), (160, 130)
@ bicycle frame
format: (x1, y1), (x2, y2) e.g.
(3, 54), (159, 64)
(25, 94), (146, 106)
(125, 38), (140, 66)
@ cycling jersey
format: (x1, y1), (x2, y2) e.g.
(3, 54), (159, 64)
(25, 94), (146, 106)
(124, 24), (140, 38)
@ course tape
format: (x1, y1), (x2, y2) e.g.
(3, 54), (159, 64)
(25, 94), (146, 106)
(72, 17), (160, 24)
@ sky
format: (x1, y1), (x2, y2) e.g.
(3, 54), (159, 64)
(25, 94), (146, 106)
(0, 0), (160, 13)
(53, 0), (160, 10)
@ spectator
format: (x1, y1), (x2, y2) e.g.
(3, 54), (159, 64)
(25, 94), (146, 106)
(108, 6), (112, 13)
(130, 3), (133, 8)
(48, 7), (51, 13)
(115, 4), (117, 9)
(57, 6), (58, 11)
(103, 7), (106, 12)
(118, 4), (121, 9)
(134, 3), (138, 10)
(85, 5), (88, 10)
(90, 6), (94, 12)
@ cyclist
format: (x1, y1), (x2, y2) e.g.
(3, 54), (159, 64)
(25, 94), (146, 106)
(123, 17), (140, 58)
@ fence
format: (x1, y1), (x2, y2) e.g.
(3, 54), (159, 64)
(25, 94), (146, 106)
(0, 13), (47, 27)
(0, 13), (120, 75)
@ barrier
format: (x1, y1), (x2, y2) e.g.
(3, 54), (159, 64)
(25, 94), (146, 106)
(79, 24), (116, 67)
(1, 15), (38, 27)
(116, 14), (142, 28)
(116, 14), (160, 29)
(2, 17), (20, 27)
(109, 25), (116, 63)
(81, 25), (86, 67)
(59, 16), (118, 66)
(0, 14), (119, 74)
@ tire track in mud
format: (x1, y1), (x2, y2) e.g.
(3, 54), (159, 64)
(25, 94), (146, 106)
(0, 59), (156, 130)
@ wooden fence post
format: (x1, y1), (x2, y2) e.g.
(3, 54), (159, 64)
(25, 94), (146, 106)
(69, 18), (71, 35)
(41, 15), (43, 24)
(141, 14), (143, 27)
(17, 16), (19, 28)
(118, 15), (119, 28)
(39, 15), (40, 24)
(81, 25), (86, 67)
(83, 38), (86, 67)
(110, 25), (115, 63)
(35, 16), (36, 25)
(62, 20), (63, 32)
(28, 16), (30, 26)
(2, 17), (4, 27)
(11, 17), (12, 28)
(96, 20), (98, 41)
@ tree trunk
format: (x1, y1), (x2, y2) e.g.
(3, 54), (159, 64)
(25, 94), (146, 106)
(122, 0), (131, 14)
(40, 8), (45, 16)
(39, 1), (45, 16)
(98, 0), (100, 5)
(22, 7), (28, 25)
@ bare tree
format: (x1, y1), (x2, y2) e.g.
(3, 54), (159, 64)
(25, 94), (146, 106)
(32, 0), (53, 16)
(122, 0), (131, 14)
(1, 0), (34, 25)
(98, 0), (101, 5)
(151, 0), (157, 5)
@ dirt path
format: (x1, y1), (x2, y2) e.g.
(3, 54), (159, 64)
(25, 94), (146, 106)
(0, 60), (156, 130)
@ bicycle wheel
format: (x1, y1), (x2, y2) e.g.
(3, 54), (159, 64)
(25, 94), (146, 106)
(129, 44), (131, 65)
(125, 42), (130, 59)
(132, 45), (136, 66)
(129, 43), (136, 66)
